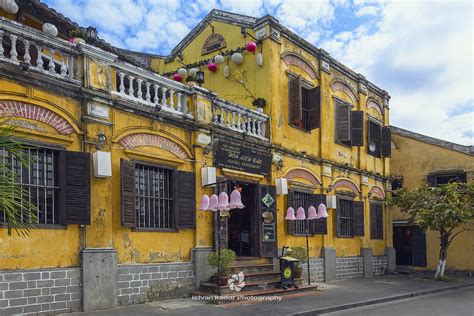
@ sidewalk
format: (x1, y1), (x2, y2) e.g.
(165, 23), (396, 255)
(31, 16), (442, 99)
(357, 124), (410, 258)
(68, 273), (474, 316)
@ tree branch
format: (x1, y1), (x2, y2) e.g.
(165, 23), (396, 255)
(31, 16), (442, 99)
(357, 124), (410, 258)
(448, 229), (473, 246)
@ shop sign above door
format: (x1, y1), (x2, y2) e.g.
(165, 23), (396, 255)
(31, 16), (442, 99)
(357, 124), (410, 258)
(202, 33), (227, 55)
(214, 139), (272, 176)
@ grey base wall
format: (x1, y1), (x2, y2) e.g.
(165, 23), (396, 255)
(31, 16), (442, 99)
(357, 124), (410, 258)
(0, 267), (81, 315)
(336, 256), (364, 279)
(373, 256), (389, 276)
(117, 262), (194, 306)
(300, 258), (324, 283)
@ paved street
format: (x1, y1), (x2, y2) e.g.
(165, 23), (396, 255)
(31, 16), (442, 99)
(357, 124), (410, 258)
(69, 274), (474, 316)
(324, 285), (474, 316)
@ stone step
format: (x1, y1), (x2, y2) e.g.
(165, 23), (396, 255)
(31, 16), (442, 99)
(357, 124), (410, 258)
(243, 271), (281, 282)
(191, 284), (319, 304)
(200, 278), (281, 294)
(234, 256), (273, 265)
(229, 263), (274, 274)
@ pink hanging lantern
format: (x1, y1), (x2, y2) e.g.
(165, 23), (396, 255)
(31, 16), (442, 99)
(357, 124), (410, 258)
(317, 203), (329, 218)
(246, 41), (257, 53)
(216, 192), (229, 210)
(228, 189), (245, 209)
(199, 194), (210, 211)
(172, 73), (183, 81)
(285, 207), (296, 220)
(307, 206), (318, 220)
(208, 194), (219, 211)
(296, 207), (306, 220)
(207, 63), (217, 72)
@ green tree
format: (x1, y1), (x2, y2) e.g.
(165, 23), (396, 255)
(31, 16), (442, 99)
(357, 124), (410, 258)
(0, 122), (37, 236)
(388, 182), (474, 279)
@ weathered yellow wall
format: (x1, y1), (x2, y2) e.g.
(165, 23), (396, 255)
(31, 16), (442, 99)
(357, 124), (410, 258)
(391, 133), (474, 270)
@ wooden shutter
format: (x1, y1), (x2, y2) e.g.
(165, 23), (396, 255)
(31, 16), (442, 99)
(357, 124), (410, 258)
(351, 111), (364, 146)
(370, 203), (381, 239)
(120, 159), (136, 227)
(368, 121), (382, 156)
(289, 76), (302, 125)
(376, 204), (383, 240)
(336, 101), (351, 142)
(353, 201), (365, 236)
(58, 151), (90, 225)
(307, 86), (321, 130)
(381, 126), (391, 157)
(427, 174), (437, 187)
(175, 170), (196, 229)
(310, 194), (327, 235)
(259, 185), (277, 257)
(412, 226), (427, 267)
(214, 177), (228, 250)
(287, 189), (296, 235)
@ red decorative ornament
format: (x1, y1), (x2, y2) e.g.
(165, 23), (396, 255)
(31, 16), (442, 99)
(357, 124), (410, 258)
(207, 63), (217, 72)
(172, 73), (183, 82)
(246, 41), (257, 53)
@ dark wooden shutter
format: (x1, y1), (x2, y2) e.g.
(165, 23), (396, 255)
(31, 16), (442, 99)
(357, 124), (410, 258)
(381, 126), (391, 157)
(287, 189), (296, 235)
(351, 111), (364, 146)
(307, 86), (321, 130)
(353, 201), (365, 236)
(336, 101), (351, 142)
(289, 76), (302, 125)
(427, 174), (437, 187)
(412, 226), (427, 267)
(259, 185), (277, 257)
(176, 170), (196, 229)
(311, 194), (327, 235)
(376, 204), (383, 240)
(59, 151), (90, 225)
(120, 159), (136, 227)
(370, 203), (377, 239)
(214, 177), (228, 250)
(368, 121), (382, 156)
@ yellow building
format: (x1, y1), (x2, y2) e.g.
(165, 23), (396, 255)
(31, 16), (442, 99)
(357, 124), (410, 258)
(390, 126), (474, 271)
(0, 4), (393, 313)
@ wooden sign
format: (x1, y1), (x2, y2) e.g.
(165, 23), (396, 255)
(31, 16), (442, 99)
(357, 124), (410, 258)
(201, 33), (227, 55)
(214, 139), (272, 176)
(262, 223), (275, 242)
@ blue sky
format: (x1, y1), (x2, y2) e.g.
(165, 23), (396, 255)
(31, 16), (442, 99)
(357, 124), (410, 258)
(43, 0), (473, 146)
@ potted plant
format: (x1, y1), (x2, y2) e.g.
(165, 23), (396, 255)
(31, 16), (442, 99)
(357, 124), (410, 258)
(186, 75), (197, 87)
(252, 97), (267, 112)
(68, 29), (86, 44)
(207, 249), (237, 285)
(286, 247), (307, 279)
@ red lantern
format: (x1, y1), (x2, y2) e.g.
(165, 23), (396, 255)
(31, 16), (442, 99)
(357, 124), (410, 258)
(172, 73), (183, 82)
(207, 63), (217, 72)
(246, 41), (257, 53)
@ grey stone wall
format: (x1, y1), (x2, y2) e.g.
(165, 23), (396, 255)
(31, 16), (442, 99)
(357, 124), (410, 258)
(0, 267), (81, 315)
(117, 262), (194, 306)
(300, 258), (325, 283)
(373, 256), (389, 276)
(336, 256), (363, 279)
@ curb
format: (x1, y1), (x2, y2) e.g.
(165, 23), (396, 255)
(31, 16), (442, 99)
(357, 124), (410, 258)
(293, 282), (474, 315)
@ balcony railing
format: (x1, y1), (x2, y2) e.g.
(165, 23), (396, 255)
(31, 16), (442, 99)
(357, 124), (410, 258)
(213, 98), (269, 140)
(0, 17), (79, 82)
(113, 63), (193, 117)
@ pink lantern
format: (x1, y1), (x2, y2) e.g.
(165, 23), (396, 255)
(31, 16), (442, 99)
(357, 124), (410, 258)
(317, 203), (329, 218)
(199, 194), (210, 211)
(208, 194), (219, 211)
(246, 41), (257, 53)
(296, 207), (306, 220)
(172, 73), (183, 82)
(307, 206), (318, 220)
(285, 207), (296, 220)
(216, 192), (229, 210)
(228, 189), (245, 209)
(207, 63), (217, 72)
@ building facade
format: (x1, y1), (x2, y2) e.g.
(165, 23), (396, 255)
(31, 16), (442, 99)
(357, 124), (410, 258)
(0, 3), (392, 314)
(391, 126), (474, 271)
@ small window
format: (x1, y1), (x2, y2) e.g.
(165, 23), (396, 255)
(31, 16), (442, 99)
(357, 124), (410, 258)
(0, 146), (59, 225)
(368, 120), (391, 157)
(135, 164), (174, 229)
(288, 75), (320, 131)
(334, 99), (364, 147)
(337, 198), (353, 237)
(370, 203), (383, 240)
(427, 172), (466, 187)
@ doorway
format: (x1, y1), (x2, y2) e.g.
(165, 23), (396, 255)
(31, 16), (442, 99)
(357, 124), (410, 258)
(227, 182), (255, 256)
(393, 225), (427, 267)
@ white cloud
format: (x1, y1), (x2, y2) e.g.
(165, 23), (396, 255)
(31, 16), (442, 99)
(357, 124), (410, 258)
(356, 5), (379, 16)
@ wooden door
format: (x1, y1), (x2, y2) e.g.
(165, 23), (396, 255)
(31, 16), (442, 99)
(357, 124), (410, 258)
(258, 185), (277, 257)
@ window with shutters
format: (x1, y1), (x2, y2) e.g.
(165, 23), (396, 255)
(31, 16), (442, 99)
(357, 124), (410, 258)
(135, 164), (174, 229)
(0, 146), (59, 225)
(370, 203), (383, 240)
(368, 120), (391, 158)
(292, 191), (312, 235)
(288, 75), (320, 131)
(427, 171), (467, 187)
(287, 190), (327, 236)
(334, 99), (364, 147)
(337, 198), (353, 237)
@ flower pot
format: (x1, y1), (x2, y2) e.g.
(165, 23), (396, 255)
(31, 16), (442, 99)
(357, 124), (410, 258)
(211, 275), (229, 286)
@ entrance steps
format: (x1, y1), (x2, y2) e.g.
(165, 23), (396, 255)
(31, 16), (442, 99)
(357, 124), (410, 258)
(192, 256), (319, 303)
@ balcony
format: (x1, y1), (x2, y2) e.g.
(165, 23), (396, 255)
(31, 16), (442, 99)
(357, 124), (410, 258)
(0, 17), (80, 83)
(113, 62), (193, 118)
(213, 98), (269, 140)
